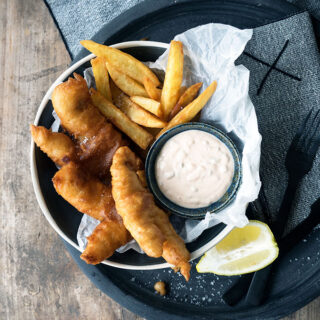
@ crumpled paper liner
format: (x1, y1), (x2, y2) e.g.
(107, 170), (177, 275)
(52, 23), (261, 253)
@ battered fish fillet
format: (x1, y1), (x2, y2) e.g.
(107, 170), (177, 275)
(78, 124), (125, 181)
(111, 147), (191, 281)
(30, 125), (76, 167)
(52, 162), (131, 263)
(51, 73), (126, 180)
(51, 73), (105, 139)
(81, 218), (131, 264)
(31, 124), (131, 263)
(52, 162), (117, 222)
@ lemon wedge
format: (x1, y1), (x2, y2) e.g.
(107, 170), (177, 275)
(196, 220), (279, 276)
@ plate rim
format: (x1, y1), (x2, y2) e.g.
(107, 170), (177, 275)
(30, 40), (234, 270)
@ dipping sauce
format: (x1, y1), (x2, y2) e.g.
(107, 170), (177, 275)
(155, 130), (234, 209)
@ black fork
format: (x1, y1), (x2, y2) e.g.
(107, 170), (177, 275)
(245, 107), (320, 306)
(223, 108), (320, 306)
(272, 108), (320, 237)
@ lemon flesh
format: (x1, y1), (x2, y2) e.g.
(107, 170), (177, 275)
(196, 220), (279, 276)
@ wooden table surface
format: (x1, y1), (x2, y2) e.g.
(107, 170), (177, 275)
(1, 0), (320, 319)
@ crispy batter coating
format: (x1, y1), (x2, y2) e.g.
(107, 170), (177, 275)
(81, 219), (131, 264)
(30, 125), (76, 167)
(52, 162), (116, 222)
(79, 124), (126, 181)
(52, 162), (131, 263)
(136, 170), (147, 187)
(51, 73), (105, 139)
(51, 73), (126, 180)
(32, 74), (129, 264)
(111, 147), (191, 280)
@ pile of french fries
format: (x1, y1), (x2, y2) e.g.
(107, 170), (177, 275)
(81, 40), (217, 149)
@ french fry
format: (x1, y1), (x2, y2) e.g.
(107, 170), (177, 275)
(179, 86), (187, 97)
(110, 79), (121, 98)
(91, 57), (112, 101)
(161, 41), (184, 119)
(168, 82), (203, 120)
(106, 61), (148, 97)
(80, 40), (160, 86)
(143, 77), (162, 101)
(90, 89), (153, 149)
(130, 96), (162, 118)
(156, 81), (217, 139)
(112, 84), (167, 128)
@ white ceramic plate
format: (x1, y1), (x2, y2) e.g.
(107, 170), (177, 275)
(30, 40), (233, 270)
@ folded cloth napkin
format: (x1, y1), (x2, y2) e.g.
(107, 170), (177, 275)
(44, 0), (145, 57)
(236, 11), (320, 233)
(44, 0), (320, 58)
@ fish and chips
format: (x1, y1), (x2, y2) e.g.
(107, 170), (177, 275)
(31, 39), (218, 280)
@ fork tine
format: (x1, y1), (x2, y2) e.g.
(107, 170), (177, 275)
(296, 107), (315, 149)
(303, 108), (320, 149)
(307, 109), (320, 155)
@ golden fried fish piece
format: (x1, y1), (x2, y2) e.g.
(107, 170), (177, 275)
(111, 146), (191, 281)
(81, 219), (131, 264)
(30, 125), (76, 167)
(78, 124), (126, 181)
(52, 162), (131, 263)
(52, 162), (116, 222)
(51, 73), (105, 140)
(51, 73), (126, 181)
(31, 124), (129, 264)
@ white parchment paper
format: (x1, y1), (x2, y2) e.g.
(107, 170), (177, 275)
(52, 23), (261, 253)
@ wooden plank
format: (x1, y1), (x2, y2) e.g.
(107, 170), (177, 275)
(0, 0), (142, 319)
(0, 0), (318, 319)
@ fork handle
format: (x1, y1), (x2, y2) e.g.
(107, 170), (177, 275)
(244, 265), (273, 306)
(222, 197), (320, 306)
(272, 176), (300, 238)
(244, 176), (300, 306)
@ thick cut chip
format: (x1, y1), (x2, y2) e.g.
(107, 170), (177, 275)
(179, 86), (187, 97)
(169, 82), (203, 120)
(91, 57), (112, 101)
(157, 81), (217, 138)
(130, 96), (162, 118)
(143, 77), (162, 101)
(90, 89), (153, 149)
(106, 61), (148, 97)
(112, 84), (166, 128)
(80, 40), (160, 86)
(160, 41), (184, 119)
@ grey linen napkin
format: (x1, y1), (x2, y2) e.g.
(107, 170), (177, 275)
(44, 0), (145, 57)
(44, 0), (320, 58)
(236, 11), (320, 232)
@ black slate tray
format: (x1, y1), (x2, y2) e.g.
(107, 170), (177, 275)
(61, 0), (320, 319)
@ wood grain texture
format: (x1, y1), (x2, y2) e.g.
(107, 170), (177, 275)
(0, 0), (318, 319)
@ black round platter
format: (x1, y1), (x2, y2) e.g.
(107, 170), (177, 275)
(37, 0), (320, 319)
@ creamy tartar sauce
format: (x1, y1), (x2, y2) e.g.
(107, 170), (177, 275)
(155, 130), (234, 209)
